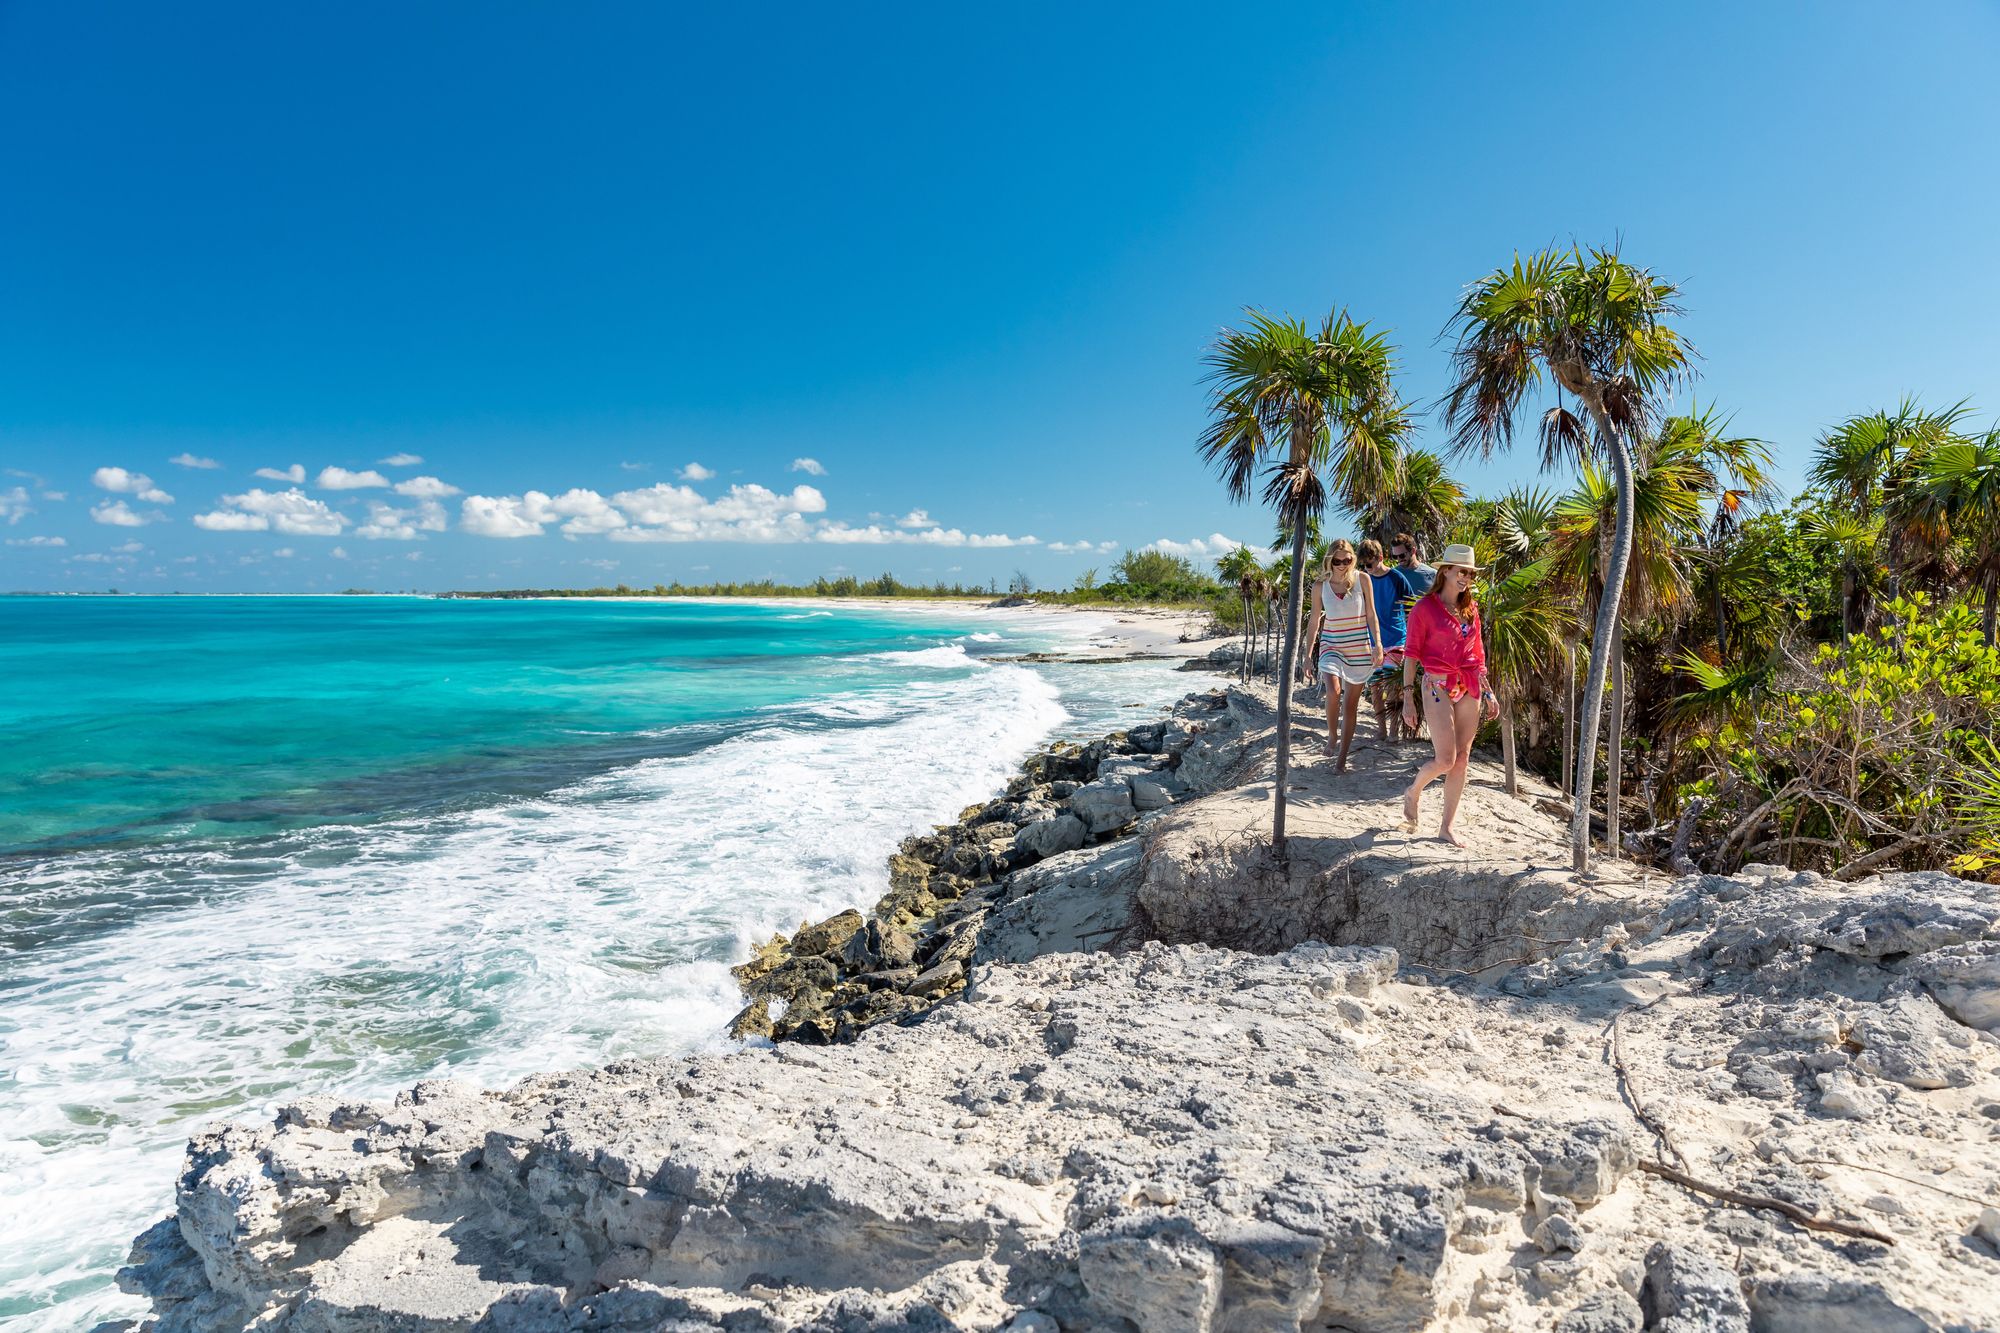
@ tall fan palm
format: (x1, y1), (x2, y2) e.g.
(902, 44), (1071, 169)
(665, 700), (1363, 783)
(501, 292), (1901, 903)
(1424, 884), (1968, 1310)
(1550, 412), (1752, 850)
(1909, 426), (2000, 642)
(1444, 247), (1692, 872)
(1200, 308), (1408, 859)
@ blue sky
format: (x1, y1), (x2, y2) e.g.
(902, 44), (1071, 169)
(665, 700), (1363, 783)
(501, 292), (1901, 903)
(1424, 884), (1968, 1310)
(4, 2), (1997, 592)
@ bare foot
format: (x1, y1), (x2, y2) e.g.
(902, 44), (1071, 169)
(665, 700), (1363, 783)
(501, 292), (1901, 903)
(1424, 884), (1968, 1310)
(1438, 827), (1468, 849)
(1401, 785), (1419, 831)
(1322, 741), (1337, 758)
(1334, 757), (1348, 775)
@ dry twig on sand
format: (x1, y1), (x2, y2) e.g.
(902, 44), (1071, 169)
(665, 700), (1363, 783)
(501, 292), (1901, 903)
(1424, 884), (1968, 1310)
(1607, 999), (1897, 1247)
(1636, 1162), (1897, 1246)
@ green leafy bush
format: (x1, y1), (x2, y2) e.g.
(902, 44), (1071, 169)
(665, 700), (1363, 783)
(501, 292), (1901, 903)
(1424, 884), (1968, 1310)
(1688, 594), (2000, 878)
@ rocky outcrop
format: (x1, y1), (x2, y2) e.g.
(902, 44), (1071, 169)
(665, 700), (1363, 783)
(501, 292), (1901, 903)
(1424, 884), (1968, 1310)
(118, 684), (2000, 1331)
(728, 692), (1242, 1045)
(120, 943), (1647, 1333)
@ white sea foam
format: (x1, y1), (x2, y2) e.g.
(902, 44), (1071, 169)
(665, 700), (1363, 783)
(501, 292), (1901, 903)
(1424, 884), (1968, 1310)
(777, 610), (834, 619)
(859, 643), (979, 669)
(0, 654), (1217, 1328)
(965, 631), (1003, 642)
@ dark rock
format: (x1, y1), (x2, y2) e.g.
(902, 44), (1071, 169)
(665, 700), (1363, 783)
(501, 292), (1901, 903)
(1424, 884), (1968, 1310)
(1639, 1243), (1749, 1332)
(791, 909), (864, 958)
(908, 959), (965, 997)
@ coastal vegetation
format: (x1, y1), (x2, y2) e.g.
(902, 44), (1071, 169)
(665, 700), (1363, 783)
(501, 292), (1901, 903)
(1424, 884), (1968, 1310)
(1189, 245), (2000, 883)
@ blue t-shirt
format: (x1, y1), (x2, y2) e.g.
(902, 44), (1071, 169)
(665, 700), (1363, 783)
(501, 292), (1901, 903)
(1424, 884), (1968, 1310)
(1368, 565), (1417, 648)
(1400, 561), (1437, 599)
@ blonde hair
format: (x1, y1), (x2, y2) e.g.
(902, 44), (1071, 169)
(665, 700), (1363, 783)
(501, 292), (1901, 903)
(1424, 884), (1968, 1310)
(1357, 537), (1383, 566)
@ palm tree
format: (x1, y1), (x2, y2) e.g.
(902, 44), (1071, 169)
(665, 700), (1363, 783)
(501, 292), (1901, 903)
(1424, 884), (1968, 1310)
(1200, 308), (1408, 859)
(1548, 410), (1766, 852)
(1484, 487), (1566, 796)
(1808, 399), (1972, 628)
(1444, 247), (1692, 872)
(1357, 447), (1464, 548)
(1216, 545), (1264, 679)
(1908, 425), (2000, 642)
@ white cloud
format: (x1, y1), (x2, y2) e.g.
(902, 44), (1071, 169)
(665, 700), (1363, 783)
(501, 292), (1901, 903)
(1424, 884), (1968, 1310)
(91, 499), (157, 526)
(192, 510), (269, 532)
(392, 475), (461, 498)
(356, 499), (449, 540)
(581, 558), (619, 571)
(70, 551), (135, 564)
(0, 486), (30, 524)
(111, 540), (144, 553)
(607, 482), (825, 543)
(42, 490), (66, 501)
(92, 467), (173, 504)
(378, 452), (424, 467)
(815, 523), (1037, 548)
(461, 489), (630, 539)
(273, 547), (295, 558)
(677, 462), (715, 481)
(195, 487), (349, 536)
(1147, 533), (1249, 561)
(461, 495), (544, 539)
(255, 464), (307, 483)
(331, 546), (350, 559)
(789, 457), (826, 476)
(1046, 539), (1108, 554)
(5, 534), (65, 547)
(317, 466), (390, 490)
(170, 452), (221, 469)
(896, 509), (932, 528)
(619, 461), (649, 471)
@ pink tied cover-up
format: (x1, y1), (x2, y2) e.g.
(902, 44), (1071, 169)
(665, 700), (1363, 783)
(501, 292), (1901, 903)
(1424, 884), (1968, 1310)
(1404, 594), (1487, 702)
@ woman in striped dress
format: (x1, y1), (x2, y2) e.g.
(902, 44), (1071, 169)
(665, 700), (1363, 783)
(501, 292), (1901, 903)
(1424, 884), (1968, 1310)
(1299, 539), (1383, 773)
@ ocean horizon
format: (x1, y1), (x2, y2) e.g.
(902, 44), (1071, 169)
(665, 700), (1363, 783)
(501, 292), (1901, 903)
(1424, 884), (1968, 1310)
(0, 595), (1209, 1327)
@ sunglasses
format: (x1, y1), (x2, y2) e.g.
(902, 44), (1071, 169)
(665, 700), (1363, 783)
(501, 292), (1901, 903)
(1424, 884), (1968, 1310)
(1329, 557), (1353, 566)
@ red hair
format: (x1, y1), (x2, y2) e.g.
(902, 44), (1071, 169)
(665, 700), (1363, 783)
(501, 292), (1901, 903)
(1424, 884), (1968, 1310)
(1428, 564), (1478, 618)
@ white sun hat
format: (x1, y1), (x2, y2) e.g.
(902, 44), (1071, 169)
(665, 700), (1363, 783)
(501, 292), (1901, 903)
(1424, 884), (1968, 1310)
(1435, 543), (1483, 571)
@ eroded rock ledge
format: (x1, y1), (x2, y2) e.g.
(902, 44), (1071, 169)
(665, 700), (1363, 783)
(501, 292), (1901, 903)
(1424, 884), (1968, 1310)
(115, 685), (2000, 1331)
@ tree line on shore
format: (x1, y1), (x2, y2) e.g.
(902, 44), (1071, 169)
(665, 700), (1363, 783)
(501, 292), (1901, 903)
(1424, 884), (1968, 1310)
(1188, 246), (2000, 882)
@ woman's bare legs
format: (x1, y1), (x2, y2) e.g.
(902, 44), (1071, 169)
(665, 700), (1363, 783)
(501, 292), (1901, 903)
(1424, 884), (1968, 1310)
(1403, 685), (1459, 828)
(1320, 672), (1339, 756)
(1435, 694), (1483, 847)
(1334, 681), (1364, 773)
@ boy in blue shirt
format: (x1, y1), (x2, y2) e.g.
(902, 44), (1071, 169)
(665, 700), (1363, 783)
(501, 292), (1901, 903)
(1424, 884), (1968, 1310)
(1360, 538), (1417, 741)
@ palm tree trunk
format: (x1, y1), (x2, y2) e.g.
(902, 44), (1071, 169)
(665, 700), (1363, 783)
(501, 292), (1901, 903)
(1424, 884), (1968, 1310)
(1983, 568), (1998, 646)
(1561, 644), (1575, 797)
(1272, 523), (1311, 861)
(1607, 618), (1626, 856)
(1570, 395), (1638, 874)
(1240, 597), (1251, 682)
(1712, 558), (1728, 658)
(1500, 686), (1519, 797)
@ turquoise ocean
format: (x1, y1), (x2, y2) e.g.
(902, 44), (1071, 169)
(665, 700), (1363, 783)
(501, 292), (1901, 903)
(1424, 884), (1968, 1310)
(0, 595), (1209, 1328)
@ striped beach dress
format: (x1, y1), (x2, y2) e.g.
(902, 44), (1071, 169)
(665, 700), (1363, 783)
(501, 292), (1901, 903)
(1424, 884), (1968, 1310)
(1316, 577), (1376, 686)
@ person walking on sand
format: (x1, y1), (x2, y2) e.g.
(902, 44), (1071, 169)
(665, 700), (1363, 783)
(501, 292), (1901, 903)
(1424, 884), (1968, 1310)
(1398, 545), (1498, 847)
(1299, 540), (1382, 774)
(1393, 531), (1437, 598)
(1359, 538), (1415, 742)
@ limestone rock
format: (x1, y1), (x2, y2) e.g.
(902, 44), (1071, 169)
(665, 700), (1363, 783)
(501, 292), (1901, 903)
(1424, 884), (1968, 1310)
(1010, 813), (1086, 860)
(1067, 777), (1136, 835)
(1638, 1244), (1750, 1332)
(123, 944), (1640, 1333)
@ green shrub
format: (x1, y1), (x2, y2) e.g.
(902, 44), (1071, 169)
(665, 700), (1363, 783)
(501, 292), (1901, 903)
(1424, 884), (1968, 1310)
(1688, 594), (2000, 878)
